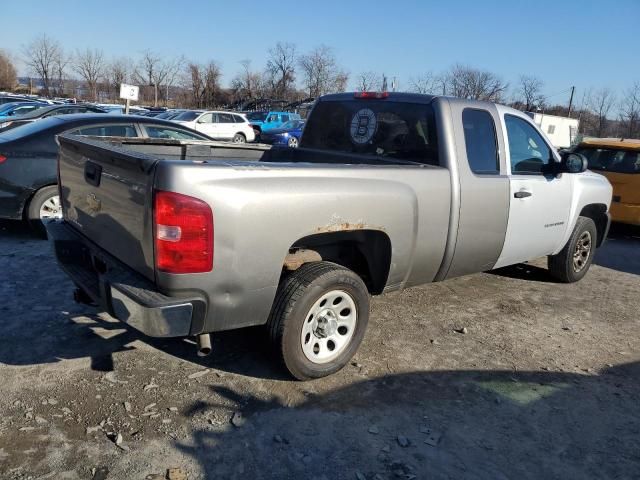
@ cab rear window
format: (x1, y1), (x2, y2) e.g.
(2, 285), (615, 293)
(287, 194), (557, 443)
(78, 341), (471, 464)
(302, 100), (439, 165)
(576, 147), (640, 174)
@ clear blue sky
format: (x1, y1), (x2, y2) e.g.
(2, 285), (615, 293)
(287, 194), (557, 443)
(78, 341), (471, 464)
(2, 0), (638, 105)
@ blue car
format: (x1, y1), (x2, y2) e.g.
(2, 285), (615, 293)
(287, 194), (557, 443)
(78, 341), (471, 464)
(260, 119), (305, 147)
(0, 102), (44, 119)
(245, 111), (302, 135)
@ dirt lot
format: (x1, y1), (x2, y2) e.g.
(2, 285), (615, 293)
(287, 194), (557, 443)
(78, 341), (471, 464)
(0, 220), (639, 480)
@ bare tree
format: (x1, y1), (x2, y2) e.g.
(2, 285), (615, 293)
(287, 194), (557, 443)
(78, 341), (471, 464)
(265, 42), (296, 100)
(445, 64), (508, 102)
(73, 48), (105, 101)
(184, 61), (222, 109)
(356, 71), (381, 92)
(408, 72), (441, 95)
(162, 55), (186, 106)
(0, 50), (17, 90)
(22, 34), (63, 96)
(105, 57), (132, 101)
(231, 60), (266, 104)
(587, 88), (616, 137)
(517, 75), (545, 111)
(619, 82), (640, 139)
(299, 45), (348, 98)
(52, 52), (71, 97)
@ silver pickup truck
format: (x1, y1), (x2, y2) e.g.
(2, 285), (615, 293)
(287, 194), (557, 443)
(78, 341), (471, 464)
(48, 92), (612, 380)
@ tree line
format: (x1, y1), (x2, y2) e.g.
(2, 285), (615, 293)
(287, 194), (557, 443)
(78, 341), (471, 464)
(1, 34), (639, 139)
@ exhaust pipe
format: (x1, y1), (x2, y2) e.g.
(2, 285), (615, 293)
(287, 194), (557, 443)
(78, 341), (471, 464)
(196, 333), (212, 357)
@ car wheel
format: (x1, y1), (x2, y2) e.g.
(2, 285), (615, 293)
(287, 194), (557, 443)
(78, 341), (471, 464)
(232, 133), (246, 144)
(268, 261), (370, 380)
(548, 216), (597, 283)
(287, 136), (299, 148)
(27, 185), (62, 239)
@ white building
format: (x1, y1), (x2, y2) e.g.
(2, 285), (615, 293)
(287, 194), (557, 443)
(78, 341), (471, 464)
(526, 112), (579, 149)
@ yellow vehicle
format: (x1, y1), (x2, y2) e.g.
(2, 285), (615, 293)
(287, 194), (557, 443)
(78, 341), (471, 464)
(574, 138), (640, 226)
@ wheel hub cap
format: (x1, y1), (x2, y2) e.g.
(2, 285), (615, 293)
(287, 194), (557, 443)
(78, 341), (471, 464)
(39, 195), (63, 221)
(301, 290), (357, 364)
(572, 231), (592, 273)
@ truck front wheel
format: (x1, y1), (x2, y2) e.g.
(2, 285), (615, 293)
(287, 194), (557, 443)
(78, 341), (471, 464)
(268, 262), (370, 380)
(548, 216), (597, 283)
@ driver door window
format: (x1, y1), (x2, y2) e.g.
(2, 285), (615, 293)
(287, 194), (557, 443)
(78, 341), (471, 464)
(505, 115), (552, 174)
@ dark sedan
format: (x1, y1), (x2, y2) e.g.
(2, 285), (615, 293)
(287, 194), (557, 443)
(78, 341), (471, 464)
(0, 114), (211, 235)
(0, 104), (108, 132)
(259, 119), (305, 147)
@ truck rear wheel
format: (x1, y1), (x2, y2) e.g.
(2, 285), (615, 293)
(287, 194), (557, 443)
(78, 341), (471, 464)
(268, 262), (370, 380)
(548, 216), (597, 283)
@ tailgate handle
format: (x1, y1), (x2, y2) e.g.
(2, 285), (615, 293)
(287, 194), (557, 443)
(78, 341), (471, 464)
(84, 162), (102, 187)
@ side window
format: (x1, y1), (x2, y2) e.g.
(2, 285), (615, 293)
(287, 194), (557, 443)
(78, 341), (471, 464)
(281, 114), (290, 123)
(145, 126), (206, 140)
(233, 114), (245, 123)
(267, 114), (278, 122)
(198, 113), (214, 123)
(218, 113), (234, 123)
(73, 124), (138, 137)
(505, 114), (553, 175)
(462, 109), (499, 174)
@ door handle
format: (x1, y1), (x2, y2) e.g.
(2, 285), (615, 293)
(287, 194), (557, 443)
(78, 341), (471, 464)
(514, 190), (532, 199)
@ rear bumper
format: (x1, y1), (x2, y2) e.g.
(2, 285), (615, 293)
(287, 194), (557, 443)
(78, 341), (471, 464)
(47, 220), (206, 337)
(610, 202), (640, 226)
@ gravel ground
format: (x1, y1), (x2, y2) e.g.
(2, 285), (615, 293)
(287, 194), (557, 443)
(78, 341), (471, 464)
(0, 220), (639, 480)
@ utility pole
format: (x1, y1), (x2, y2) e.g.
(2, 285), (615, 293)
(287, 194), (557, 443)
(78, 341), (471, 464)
(567, 86), (575, 118)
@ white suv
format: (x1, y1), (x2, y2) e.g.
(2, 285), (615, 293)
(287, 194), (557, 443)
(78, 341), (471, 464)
(172, 111), (255, 143)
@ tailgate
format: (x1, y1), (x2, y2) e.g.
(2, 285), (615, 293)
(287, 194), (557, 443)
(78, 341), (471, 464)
(57, 135), (158, 281)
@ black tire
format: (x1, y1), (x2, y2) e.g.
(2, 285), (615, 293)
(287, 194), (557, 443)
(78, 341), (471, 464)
(232, 133), (246, 144)
(27, 185), (60, 239)
(268, 261), (370, 380)
(548, 216), (597, 283)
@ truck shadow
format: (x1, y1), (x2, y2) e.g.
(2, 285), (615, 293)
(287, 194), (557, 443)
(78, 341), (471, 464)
(593, 223), (640, 276)
(172, 363), (640, 479)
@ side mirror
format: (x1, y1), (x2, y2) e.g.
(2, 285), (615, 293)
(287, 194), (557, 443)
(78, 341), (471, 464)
(561, 152), (588, 174)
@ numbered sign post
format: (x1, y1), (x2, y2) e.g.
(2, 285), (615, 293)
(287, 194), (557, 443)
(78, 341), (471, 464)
(119, 84), (139, 114)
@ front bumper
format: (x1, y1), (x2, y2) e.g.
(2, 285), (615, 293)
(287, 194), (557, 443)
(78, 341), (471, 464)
(47, 220), (206, 337)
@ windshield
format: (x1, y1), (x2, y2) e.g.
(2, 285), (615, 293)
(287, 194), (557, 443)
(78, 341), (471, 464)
(172, 111), (201, 121)
(576, 146), (640, 174)
(246, 112), (267, 122)
(281, 120), (304, 130)
(301, 100), (439, 165)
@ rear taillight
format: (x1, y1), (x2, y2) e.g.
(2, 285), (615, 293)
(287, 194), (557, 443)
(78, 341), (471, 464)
(0, 155), (6, 164)
(154, 190), (213, 274)
(354, 91), (389, 99)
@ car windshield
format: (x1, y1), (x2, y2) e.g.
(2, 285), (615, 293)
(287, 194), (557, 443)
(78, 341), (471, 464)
(302, 99), (439, 165)
(281, 120), (304, 130)
(576, 146), (640, 174)
(246, 112), (267, 122)
(172, 111), (201, 121)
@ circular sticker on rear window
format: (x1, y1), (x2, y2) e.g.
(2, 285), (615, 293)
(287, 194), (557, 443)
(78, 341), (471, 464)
(350, 108), (377, 144)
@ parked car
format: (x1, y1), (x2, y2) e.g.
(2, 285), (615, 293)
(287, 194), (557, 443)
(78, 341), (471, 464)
(0, 104), (108, 132)
(246, 111), (302, 136)
(572, 138), (640, 225)
(48, 92), (612, 380)
(0, 95), (46, 105)
(0, 114), (212, 235)
(155, 109), (188, 120)
(0, 102), (45, 119)
(173, 110), (255, 143)
(260, 119), (305, 147)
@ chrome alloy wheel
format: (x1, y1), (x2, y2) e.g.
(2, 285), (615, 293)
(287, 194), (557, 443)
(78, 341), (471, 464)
(39, 194), (62, 220)
(573, 231), (592, 273)
(301, 290), (357, 364)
